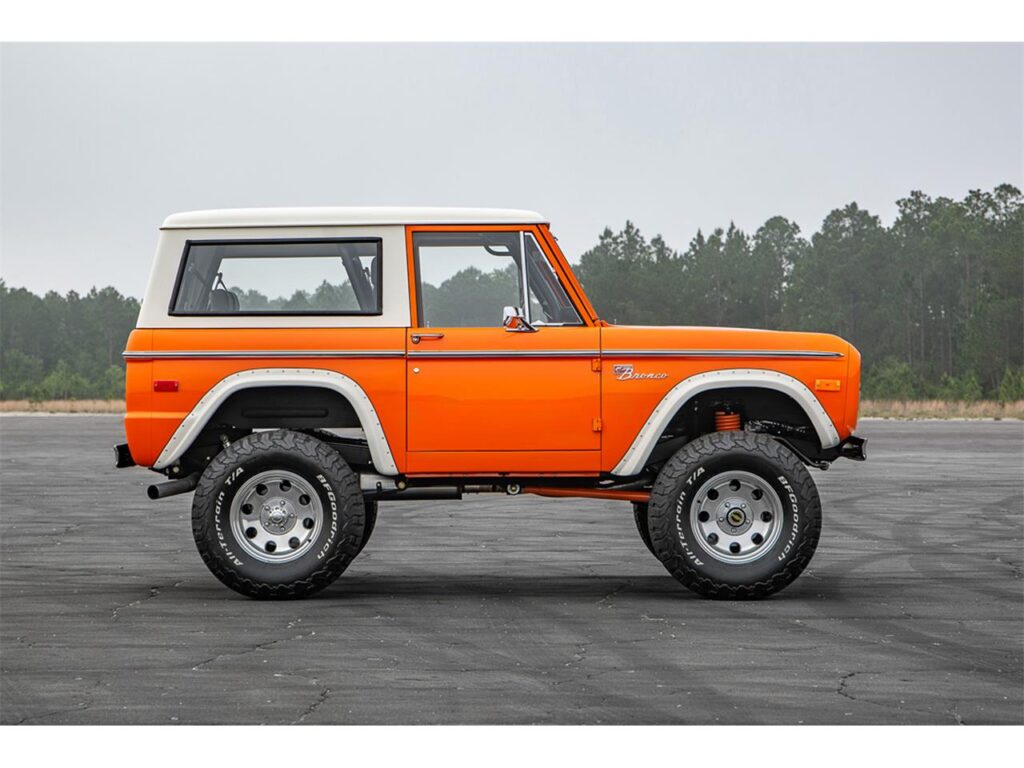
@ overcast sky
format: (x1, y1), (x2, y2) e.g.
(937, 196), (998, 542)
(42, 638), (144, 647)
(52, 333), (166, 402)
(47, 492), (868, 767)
(1, 43), (1020, 297)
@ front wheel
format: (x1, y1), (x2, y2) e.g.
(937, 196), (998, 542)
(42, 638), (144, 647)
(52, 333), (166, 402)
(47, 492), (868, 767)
(357, 500), (377, 554)
(191, 430), (365, 599)
(647, 431), (821, 599)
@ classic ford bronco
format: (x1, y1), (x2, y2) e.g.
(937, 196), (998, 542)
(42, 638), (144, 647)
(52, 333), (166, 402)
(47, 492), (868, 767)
(116, 207), (865, 600)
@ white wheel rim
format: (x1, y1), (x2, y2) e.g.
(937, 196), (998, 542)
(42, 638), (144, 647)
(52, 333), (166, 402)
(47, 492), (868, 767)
(229, 469), (323, 564)
(690, 469), (784, 564)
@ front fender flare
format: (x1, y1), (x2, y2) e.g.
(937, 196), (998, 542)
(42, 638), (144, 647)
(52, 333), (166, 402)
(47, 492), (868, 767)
(610, 368), (840, 476)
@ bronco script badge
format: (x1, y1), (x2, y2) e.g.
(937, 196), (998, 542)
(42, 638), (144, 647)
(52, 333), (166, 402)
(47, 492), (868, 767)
(613, 364), (668, 381)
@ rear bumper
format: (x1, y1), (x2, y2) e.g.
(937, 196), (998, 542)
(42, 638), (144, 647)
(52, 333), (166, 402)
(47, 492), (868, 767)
(113, 443), (136, 469)
(838, 434), (867, 461)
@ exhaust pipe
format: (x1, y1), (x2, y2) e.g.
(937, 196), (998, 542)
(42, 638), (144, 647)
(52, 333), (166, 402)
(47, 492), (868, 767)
(147, 473), (199, 500)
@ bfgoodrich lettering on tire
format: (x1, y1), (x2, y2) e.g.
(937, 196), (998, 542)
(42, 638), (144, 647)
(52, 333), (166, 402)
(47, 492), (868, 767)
(191, 430), (365, 599)
(647, 431), (821, 599)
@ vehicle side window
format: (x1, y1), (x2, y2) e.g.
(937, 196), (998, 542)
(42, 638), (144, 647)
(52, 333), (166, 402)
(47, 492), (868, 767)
(171, 239), (382, 315)
(412, 231), (582, 328)
(413, 231), (525, 328)
(524, 233), (582, 325)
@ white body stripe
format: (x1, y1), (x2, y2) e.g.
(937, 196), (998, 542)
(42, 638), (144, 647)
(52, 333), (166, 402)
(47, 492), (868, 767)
(152, 368), (399, 475)
(610, 368), (841, 477)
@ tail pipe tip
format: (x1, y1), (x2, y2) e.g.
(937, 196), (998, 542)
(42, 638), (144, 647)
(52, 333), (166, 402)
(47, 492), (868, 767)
(147, 472), (200, 500)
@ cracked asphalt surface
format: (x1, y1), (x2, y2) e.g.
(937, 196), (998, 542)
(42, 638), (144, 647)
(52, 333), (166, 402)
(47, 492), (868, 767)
(1, 416), (1021, 724)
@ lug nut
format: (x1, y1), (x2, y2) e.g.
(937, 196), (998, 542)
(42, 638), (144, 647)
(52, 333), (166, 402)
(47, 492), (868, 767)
(245, 527), (257, 539)
(707, 533), (719, 545)
(698, 511), (710, 523)
(289, 537), (301, 549)
(265, 541), (277, 553)
(752, 532), (764, 545)
(729, 542), (741, 554)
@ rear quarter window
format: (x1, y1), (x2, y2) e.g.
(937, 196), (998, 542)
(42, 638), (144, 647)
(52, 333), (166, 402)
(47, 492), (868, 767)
(170, 239), (382, 315)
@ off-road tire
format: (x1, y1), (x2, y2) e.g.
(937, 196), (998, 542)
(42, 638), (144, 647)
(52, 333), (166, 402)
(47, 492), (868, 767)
(647, 431), (821, 599)
(632, 502), (658, 558)
(358, 500), (378, 554)
(191, 429), (365, 599)
(299, 428), (376, 555)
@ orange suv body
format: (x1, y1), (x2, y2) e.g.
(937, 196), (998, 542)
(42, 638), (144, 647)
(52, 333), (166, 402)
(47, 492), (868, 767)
(117, 208), (864, 599)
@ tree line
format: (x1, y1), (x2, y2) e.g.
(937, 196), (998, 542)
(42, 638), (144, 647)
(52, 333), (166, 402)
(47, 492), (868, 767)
(575, 184), (1023, 401)
(0, 184), (1020, 401)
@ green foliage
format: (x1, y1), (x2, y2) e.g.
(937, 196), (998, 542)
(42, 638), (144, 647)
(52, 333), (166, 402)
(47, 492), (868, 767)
(576, 185), (1022, 400)
(862, 358), (924, 401)
(0, 349), (45, 399)
(0, 184), (1020, 402)
(935, 371), (984, 402)
(421, 264), (520, 328)
(996, 367), (1024, 403)
(36, 360), (92, 400)
(0, 280), (139, 400)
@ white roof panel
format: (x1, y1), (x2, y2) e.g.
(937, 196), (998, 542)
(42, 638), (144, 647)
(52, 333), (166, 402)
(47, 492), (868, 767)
(161, 206), (547, 230)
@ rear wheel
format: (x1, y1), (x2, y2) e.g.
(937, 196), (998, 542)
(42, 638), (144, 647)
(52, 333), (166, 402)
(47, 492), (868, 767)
(191, 430), (365, 599)
(632, 502), (657, 558)
(647, 431), (821, 599)
(301, 428), (376, 555)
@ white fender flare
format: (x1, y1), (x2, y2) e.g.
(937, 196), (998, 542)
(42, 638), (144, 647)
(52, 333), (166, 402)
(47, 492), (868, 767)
(152, 368), (399, 475)
(610, 368), (841, 477)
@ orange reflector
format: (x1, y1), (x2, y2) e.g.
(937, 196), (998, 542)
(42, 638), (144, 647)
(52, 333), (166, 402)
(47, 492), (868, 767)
(153, 380), (179, 392)
(815, 379), (841, 392)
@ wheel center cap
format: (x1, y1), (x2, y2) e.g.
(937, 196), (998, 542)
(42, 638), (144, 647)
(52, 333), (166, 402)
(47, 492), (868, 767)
(261, 498), (296, 534)
(716, 498), (753, 535)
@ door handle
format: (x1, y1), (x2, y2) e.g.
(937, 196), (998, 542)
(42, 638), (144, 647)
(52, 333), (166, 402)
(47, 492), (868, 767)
(411, 332), (446, 344)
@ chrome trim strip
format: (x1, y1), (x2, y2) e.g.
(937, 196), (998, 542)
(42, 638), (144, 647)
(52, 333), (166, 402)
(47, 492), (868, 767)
(407, 349), (599, 359)
(123, 349), (406, 360)
(125, 347), (840, 360)
(603, 349), (844, 359)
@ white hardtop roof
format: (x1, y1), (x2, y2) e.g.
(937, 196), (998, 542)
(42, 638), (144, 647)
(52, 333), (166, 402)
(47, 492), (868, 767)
(161, 206), (548, 230)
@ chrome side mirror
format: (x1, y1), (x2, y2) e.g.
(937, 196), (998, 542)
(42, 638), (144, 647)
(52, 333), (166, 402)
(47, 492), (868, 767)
(503, 305), (537, 333)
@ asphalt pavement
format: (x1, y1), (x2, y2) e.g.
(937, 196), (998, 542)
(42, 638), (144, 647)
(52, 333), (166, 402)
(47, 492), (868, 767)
(1, 416), (1021, 724)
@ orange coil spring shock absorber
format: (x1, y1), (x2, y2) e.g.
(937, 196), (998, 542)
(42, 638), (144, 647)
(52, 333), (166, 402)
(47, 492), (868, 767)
(714, 409), (742, 431)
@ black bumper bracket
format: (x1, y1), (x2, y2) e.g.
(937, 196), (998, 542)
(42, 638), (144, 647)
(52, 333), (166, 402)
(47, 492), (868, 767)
(839, 435), (867, 461)
(114, 443), (135, 469)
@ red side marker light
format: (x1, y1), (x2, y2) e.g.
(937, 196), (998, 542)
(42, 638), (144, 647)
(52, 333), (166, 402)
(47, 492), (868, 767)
(154, 380), (179, 392)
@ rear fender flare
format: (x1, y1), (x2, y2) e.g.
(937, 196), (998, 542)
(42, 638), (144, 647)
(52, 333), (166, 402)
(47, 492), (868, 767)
(152, 368), (398, 475)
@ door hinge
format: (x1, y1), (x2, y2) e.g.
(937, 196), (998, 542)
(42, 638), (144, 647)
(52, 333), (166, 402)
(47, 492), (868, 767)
(592, 417), (603, 432)
(591, 358), (601, 372)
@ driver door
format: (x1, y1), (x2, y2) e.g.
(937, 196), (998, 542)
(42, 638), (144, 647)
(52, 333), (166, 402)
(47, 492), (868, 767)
(405, 226), (601, 475)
